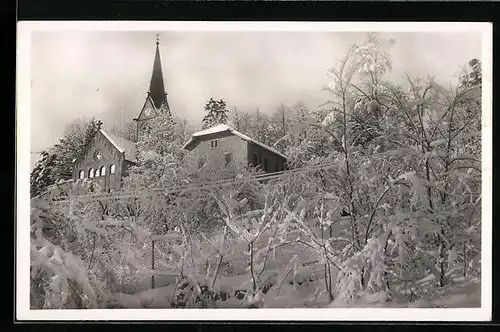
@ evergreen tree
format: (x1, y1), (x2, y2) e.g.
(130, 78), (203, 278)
(201, 98), (229, 129)
(30, 151), (58, 197)
(460, 58), (482, 88)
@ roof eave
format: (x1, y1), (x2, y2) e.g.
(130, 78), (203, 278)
(229, 129), (287, 160)
(182, 138), (197, 150)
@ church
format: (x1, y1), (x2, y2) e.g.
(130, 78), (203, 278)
(71, 36), (169, 192)
(72, 37), (287, 192)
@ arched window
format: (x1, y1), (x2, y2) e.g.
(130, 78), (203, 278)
(95, 168), (100, 177)
(79, 170), (85, 179)
(110, 164), (116, 174)
(88, 168), (94, 178)
(100, 166), (106, 176)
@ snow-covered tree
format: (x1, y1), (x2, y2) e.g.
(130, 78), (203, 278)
(30, 198), (111, 308)
(121, 114), (190, 235)
(30, 117), (101, 197)
(159, 99), (172, 118)
(275, 32), (482, 305)
(201, 98), (229, 129)
(124, 114), (187, 190)
(460, 58), (482, 89)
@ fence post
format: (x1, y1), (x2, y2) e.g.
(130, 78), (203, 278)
(151, 239), (156, 289)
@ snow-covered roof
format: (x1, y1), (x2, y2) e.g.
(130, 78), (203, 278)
(99, 129), (137, 163)
(191, 123), (231, 137)
(182, 124), (287, 159)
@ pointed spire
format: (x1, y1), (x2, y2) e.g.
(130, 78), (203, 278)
(148, 34), (169, 110)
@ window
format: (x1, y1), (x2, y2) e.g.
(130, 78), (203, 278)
(95, 168), (100, 177)
(79, 170), (85, 179)
(88, 168), (94, 178)
(210, 140), (218, 149)
(110, 164), (116, 174)
(93, 150), (103, 162)
(252, 152), (259, 167)
(263, 158), (268, 172)
(224, 152), (232, 166)
(100, 166), (106, 176)
(276, 163), (280, 172)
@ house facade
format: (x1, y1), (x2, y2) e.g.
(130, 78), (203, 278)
(72, 129), (137, 192)
(182, 124), (287, 175)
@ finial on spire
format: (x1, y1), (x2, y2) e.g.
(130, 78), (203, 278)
(148, 33), (169, 110)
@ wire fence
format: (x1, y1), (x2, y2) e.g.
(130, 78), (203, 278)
(50, 148), (423, 204)
(93, 230), (243, 295)
(51, 161), (341, 204)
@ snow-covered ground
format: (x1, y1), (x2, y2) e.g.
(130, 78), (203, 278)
(110, 273), (480, 309)
(329, 276), (481, 308)
(108, 241), (480, 309)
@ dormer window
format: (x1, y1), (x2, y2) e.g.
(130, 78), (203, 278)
(210, 140), (219, 149)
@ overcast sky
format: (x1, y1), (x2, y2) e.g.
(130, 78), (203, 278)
(29, 30), (481, 166)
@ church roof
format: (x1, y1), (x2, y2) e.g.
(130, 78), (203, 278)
(148, 39), (168, 110)
(182, 124), (287, 159)
(99, 129), (137, 163)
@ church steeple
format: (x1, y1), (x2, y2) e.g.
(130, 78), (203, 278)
(133, 34), (171, 141)
(148, 34), (169, 111)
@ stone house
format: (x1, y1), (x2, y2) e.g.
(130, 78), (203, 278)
(182, 124), (287, 175)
